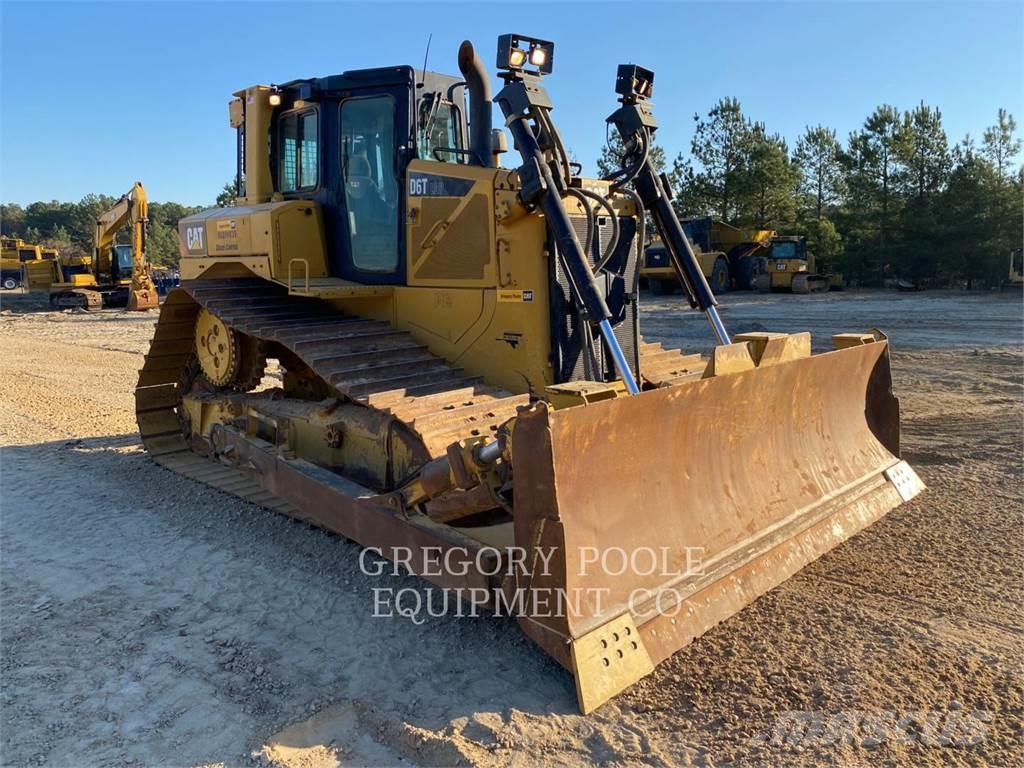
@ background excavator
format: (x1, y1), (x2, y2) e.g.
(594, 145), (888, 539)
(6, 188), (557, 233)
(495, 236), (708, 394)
(135, 34), (923, 713)
(49, 181), (158, 310)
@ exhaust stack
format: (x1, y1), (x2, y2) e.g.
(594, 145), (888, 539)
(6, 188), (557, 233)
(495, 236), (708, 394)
(458, 41), (494, 167)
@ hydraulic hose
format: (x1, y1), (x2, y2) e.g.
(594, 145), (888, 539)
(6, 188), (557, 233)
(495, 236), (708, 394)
(576, 187), (620, 273)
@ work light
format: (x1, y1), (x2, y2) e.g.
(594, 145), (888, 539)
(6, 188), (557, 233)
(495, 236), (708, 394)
(497, 34), (554, 75)
(614, 64), (655, 101)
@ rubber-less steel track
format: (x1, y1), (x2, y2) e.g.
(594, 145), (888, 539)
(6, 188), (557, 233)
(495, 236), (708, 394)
(135, 279), (702, 507)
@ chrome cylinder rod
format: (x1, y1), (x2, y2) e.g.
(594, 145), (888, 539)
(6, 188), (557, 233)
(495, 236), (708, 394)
(704, 306), (731, 346)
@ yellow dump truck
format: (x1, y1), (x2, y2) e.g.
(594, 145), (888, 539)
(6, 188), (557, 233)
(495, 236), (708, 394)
(641, 218), (774, 294)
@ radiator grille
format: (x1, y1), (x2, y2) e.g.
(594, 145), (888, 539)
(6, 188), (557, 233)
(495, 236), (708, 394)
(551, 215), (640, 384)
(413, 195), (490, 281)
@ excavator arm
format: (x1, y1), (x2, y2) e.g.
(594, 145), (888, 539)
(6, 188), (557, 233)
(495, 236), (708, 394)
(94, 181), (158, 310)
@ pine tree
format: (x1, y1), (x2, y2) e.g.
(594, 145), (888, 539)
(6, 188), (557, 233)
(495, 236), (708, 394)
(739, 125), (798, 229)
(596, 131), (666, 179)
(794, 125), (844, 220)
(688, 98), (751, 221)
(842, 105), (907, 284)
(982, 109), (1022, 180)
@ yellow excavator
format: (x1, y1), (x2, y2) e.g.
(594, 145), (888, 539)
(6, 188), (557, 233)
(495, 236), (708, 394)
(49, 182), (158, 310)
(136, 35), (923, 713)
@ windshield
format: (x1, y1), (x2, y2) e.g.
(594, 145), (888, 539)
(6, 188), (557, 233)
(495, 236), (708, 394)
(772, 241), (799, 259)
(418, 96), (463, 164)
(114, 245), (133, 271)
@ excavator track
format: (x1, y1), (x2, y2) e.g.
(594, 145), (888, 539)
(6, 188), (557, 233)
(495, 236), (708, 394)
(135, 279), (704, 511)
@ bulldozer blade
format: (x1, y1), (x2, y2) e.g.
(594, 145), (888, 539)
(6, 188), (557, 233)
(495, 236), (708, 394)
(508, 338), (923, 713)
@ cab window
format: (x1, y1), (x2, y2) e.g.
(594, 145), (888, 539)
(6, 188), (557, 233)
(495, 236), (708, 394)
(279, 110), (319, 192)
(417, 96), (463, 164)
(18, 249), (35, 262)
(114, 245), (133, 271)
(772, 241), (798, 259)
(340, 96), (399, 273)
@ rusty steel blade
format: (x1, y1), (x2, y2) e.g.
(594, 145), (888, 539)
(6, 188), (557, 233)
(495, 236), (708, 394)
(509, 339), (923, 712)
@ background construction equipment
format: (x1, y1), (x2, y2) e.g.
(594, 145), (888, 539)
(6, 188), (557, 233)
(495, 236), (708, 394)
(642, 219), (843, 295)
(48, 182), (158, 310)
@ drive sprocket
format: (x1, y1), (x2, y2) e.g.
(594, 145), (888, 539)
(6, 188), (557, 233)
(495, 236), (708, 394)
(195, 308), (266, 390)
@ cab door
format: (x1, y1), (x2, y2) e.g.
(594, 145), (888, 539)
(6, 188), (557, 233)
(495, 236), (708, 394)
(329, 89), (409, 285)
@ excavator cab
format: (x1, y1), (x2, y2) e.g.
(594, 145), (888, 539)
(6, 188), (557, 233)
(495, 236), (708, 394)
(146, 34), (923, 714)
(111, 244), (134, 283)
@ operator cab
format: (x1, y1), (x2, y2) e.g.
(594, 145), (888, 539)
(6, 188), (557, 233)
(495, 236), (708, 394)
(768, 236), (806, 262)
(111, 244), (133, 281)
(234, 68), (471, 285)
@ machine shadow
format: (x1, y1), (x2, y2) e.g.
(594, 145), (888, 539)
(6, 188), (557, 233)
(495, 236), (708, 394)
(1, 432), (582, 762)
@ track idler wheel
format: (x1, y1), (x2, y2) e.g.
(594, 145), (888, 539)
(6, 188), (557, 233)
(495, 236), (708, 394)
(195, 309), (266, 390)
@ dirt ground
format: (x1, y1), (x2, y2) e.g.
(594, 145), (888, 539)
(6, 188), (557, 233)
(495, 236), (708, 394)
(1, 289), (1021, 767)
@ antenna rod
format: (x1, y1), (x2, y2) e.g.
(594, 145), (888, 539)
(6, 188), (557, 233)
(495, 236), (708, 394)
(419, 33), (433, 86)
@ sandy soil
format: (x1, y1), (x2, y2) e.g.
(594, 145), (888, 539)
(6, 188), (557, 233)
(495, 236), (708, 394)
(1, 289), (1021, 767)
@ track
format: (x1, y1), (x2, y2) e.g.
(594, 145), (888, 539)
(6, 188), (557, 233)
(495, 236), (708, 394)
(134, 279), (704, 509)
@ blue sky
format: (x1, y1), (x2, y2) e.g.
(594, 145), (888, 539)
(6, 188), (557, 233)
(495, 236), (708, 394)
(2, 1), (1021, 206)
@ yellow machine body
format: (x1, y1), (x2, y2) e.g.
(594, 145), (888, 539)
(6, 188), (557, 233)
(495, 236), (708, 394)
(177, 160), (630, 396)
(1, 237), (43, 290)
(139, 38), (922, 714)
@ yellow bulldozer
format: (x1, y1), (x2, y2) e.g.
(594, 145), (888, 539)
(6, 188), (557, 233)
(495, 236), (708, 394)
(136, 35), (923, 713)
(1, 237), (45, 290)
(754, 234), (843, 293)
(49, 182), (158, 310)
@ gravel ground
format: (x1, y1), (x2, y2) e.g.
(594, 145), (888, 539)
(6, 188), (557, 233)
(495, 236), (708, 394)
(0, 289), (1021, 767)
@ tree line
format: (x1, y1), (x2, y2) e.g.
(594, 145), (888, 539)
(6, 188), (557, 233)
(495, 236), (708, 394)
(0, 196), (203, 268)
(2, 100), (1020, 286)
(598, 101), (1022, 286)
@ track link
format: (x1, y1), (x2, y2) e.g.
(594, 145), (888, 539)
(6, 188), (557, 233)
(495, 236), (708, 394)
(135, 280), (529, 504)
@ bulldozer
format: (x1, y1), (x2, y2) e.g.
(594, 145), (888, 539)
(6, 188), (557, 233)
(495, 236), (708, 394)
(754, 234), (843, 293)
(135, 35), (923, 714)
(49, 182), (159, 310)
(1, 237), (44, 290)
